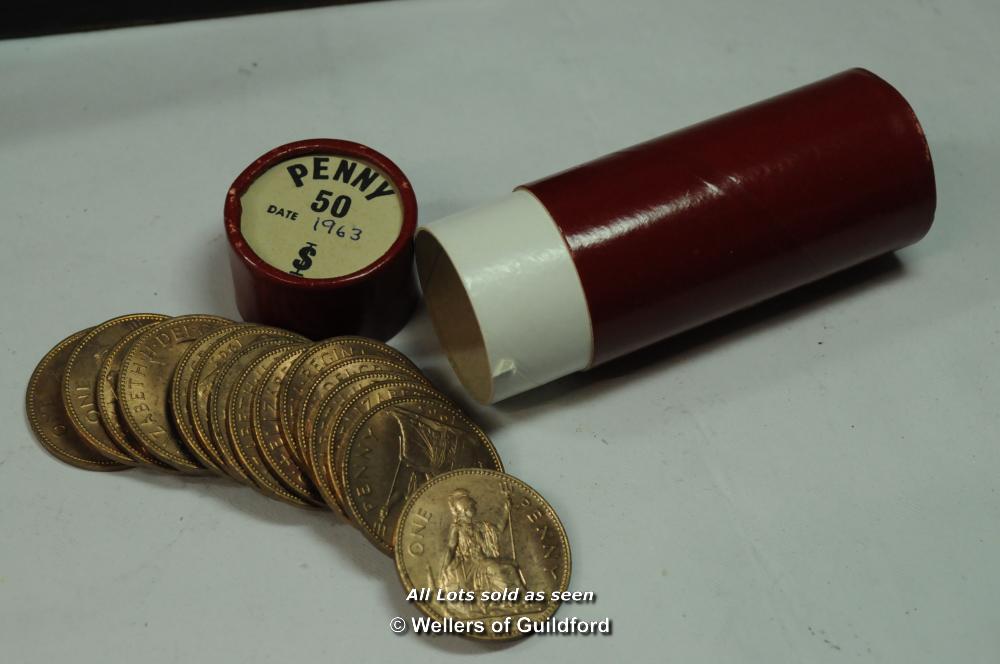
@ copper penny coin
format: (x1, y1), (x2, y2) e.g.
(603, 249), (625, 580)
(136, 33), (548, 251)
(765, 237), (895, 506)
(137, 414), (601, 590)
(96, 324), (177, 470)
(26, 329), (128, 471)
(395, 469), (571, 641)
(170, 322), (247, 472)
(340, 396), (502, 555)
(316, 377), (446, 512)
(118, 315), (231, 472)
(306, 373), (433, 513)
(209, 338), (307, 482)
(297, 358), (428, 476)
(253, 347), (326, 506)
(229, 345), (317, 507)
(63, 313), (168, 465)
(277, 338), (418, 467)
(188, 324), (305, 474)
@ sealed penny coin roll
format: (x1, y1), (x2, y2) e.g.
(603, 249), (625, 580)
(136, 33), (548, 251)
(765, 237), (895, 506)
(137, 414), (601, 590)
(416, 68), (937, 403)
(226, 139), (419, 341)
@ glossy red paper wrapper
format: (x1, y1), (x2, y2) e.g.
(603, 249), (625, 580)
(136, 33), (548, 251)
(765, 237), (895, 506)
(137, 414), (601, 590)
(522, 68), (936, 366)
(225, 139), (418, 341)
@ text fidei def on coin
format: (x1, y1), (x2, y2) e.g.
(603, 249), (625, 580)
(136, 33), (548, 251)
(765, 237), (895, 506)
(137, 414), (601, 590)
(406, 587), (595, 603)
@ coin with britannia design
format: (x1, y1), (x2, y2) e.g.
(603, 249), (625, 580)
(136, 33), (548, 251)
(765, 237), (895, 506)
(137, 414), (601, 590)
(394, 469), (571, 641)
(294, 355), (426, 461)
(306, 373), (432, 512)
(299, 362), (428, 478)
(26, 310), (577, 646)
(339, 397), (503, 554)
(278, 337), (417, 466)
(316, 377), (446, 511)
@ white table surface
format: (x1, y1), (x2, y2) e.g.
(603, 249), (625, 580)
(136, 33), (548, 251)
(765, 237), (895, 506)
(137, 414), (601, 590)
(2, 0), (998, 661)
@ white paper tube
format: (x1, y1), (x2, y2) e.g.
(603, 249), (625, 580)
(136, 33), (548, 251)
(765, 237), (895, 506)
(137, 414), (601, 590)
(415, 190), (593, 403)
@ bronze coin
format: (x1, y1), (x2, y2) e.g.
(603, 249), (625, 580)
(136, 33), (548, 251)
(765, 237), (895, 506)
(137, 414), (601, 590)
(95, 318), (177, 470)
(63, 313), (168, 465)
(209, 339), (307, 482)
(305, 373), (433, 513)
(278, 338), (419, 468)
(394, 469), (572, 641)
(340, 397), (503, 554)
(26, 329), (128, 471)
(118, 315), (231, 472)
(169, 322), (247, 472)
(188, 325), (305, 474)
(318, 378), (447, 512)
(296, 357), (428, 475)
(252, 347), (327, 506)
(227, 344), (316, 507)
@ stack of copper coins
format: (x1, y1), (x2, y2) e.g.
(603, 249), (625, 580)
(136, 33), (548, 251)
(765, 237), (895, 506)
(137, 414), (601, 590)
(26, 313), (571, 640)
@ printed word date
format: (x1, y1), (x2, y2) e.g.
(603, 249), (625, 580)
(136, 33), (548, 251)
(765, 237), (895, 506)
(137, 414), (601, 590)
(265, 204), (299, 220)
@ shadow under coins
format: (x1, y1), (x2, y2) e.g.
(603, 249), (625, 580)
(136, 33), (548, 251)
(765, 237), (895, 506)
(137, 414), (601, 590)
(495, 252), (907, 415)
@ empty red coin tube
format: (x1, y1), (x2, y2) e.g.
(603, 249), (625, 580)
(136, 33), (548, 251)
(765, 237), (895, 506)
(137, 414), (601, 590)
(416, 68), (936, 403)
(225, 139), (418, 341)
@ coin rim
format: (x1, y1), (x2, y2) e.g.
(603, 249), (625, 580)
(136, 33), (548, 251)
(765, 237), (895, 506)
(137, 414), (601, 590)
(297, 358), (428, 476)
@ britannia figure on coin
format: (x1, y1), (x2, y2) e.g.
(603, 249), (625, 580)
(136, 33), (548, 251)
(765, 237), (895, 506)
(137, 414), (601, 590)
(375, 407), (467, 527)
(439, 485), (526, 598)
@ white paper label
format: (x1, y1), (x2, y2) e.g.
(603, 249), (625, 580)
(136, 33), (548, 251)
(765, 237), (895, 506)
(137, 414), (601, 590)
(240, 155), (404, 279)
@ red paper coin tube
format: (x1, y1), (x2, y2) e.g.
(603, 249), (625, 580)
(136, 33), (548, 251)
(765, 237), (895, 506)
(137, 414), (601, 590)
(415, 68), (936, 403)
(225, 139), (418, 341)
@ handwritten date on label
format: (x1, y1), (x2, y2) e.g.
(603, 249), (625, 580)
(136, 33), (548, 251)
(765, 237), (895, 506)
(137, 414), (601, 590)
(264, 202), (362, 242)
(313, 218), (361, 241)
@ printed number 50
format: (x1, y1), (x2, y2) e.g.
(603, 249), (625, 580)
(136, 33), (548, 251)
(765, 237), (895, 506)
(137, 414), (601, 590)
(310, 190), (352, 218)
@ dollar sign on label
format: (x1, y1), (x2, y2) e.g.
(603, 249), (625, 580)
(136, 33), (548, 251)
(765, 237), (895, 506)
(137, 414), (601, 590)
(290, 242), (317, 276)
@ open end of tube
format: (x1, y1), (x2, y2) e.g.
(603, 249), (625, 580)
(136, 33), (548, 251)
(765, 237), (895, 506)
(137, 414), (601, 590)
(415, 228), (494, 404)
